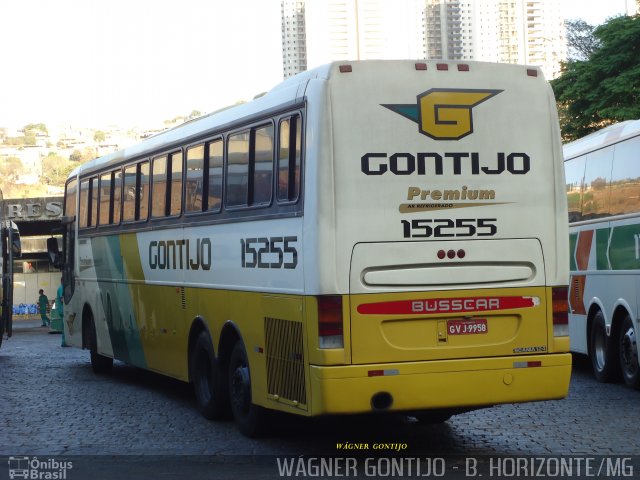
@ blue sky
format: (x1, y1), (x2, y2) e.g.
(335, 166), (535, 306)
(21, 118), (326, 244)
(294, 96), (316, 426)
(0, 0), (631, 129)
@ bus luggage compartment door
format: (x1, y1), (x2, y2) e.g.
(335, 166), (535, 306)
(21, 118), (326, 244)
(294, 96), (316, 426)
(348, 239), (549, 364)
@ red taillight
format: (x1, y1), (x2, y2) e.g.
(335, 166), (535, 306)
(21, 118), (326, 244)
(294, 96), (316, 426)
(552, 287), (569, 337)
(318, 296), (343, 348)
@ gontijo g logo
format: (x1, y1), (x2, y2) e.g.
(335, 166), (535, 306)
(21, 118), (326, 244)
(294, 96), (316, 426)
(383, 88), (502, 140)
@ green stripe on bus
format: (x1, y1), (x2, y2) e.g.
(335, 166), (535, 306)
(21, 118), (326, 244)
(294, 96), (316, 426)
(569, 232), (578, 272)
(609, 224), (640, 270)
(596, 227), (610, 270)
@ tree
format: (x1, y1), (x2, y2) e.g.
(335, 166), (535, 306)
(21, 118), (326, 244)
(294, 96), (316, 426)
(42, 154), (74, 185)
(565, 19), (600, 61)
(0, 157), (24, 181)
(23, 123), (48, 135)
(93, 130), (106, 143)
(551, 15), (640, 141)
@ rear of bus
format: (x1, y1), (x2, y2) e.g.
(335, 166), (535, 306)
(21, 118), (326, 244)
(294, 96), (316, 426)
(303, 60), (570, 416)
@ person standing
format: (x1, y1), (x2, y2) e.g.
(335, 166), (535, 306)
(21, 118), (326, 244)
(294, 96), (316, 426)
(38, 289), (50, 327)
(56, 277), (68, 347)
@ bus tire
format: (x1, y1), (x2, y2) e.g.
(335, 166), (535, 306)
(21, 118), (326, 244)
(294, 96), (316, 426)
(618, 315), (640, 389)
(88, 314), (113, 374)
(191, 331), (229, 420)
(228, 341), (269, 437)
(589, 310), (617, 383)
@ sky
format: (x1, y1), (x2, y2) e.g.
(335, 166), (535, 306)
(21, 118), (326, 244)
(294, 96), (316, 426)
(0, 0), (632, 129)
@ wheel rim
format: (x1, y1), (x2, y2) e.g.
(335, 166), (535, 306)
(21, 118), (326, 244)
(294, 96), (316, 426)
(621, 323), (639, 377)
(593, 325), (607, 372)
(230, 360), (251, 415)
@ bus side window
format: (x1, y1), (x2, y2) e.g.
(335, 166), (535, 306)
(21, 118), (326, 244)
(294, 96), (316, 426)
(207, 139), (223, 212)
(227, 131), (250, 207)
(79, 179), (89, 227)
(139, 161), (150, 221)
(169, 151), (183, 216)
(152, 156), (168, 218)
(123, 164), (137, 222)
(611, 136), (640, 216)
(113, 169), (122, 224)
(98, 172), (112, 226)
(90, 177), (98, 227)
(278, 114), (301, 203)
(565, 157), (585, 223)
(65, 178), (78, 218)
(186, 144), (205, 213)
(253, 124), (274, 206)
(582, 148), (613, 220)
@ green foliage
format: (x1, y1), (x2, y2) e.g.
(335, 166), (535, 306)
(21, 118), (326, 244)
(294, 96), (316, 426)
(551, 15), (640, 142)
(93, 130), (106, 142)
(0, 157), (24, 181)
(565, 19), (600, 61)
(69, 150), (83, 162)
(23, 123), (48, 135)
(42, 154), (75, 185)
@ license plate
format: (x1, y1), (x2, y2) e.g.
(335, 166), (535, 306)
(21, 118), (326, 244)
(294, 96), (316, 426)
(447, 318), (488, 335)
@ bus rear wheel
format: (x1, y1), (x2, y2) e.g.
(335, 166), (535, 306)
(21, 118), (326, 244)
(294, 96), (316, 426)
(589, 310), (617, 383)
(228, 341), (269, 437)
(619, 315), (640, 389)
(88, 315), (113, 374)
(191, 331), (229, 419)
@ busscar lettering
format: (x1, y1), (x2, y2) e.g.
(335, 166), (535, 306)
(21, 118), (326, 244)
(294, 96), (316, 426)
(149, 238), (212, 271)
(412, 298), (501, 313)
(361, 152), (530, 175)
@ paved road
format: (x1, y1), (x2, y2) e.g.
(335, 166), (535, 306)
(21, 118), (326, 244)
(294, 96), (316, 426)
(1, 318), (639, 478)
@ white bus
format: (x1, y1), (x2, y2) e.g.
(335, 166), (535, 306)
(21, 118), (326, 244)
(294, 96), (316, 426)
(50, 60), (571, 436)
(564, 119), (640, 389)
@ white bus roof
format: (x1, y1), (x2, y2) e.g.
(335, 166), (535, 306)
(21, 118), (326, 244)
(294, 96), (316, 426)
(563, 119), (640, 160)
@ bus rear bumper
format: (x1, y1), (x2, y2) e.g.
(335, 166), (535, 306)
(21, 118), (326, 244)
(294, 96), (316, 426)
(308, 353), (571, 415)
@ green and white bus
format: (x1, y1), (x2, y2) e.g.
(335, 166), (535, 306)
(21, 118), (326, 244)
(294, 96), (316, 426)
(564, 119), (640, 388)
(52, 60), (571, 435)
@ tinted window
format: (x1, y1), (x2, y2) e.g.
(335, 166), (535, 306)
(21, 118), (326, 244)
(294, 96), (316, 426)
(65, 179), (77, 218)
(185, 145), (204, 213)
(123, 165), (137, 222)
(565, 157), (585, 223)
(254, 125), (274, 205)
(227, 131), (250, 207)
(79, 179), (89, 228)
(207, 139), (223, 212)
(581, 147), (613, 220)
(152, 156), (167, 218)
(98, 172), (112, 226)
(113, 169), (122, 224)
(90, 177), (98, 227)
(278, 115), (302, 203)
(139, 161), (150, 221)
(611, 137), (640, 216)
(169, 151), (183, 216)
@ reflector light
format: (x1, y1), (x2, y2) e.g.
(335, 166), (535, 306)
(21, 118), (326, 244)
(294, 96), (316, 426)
(415, 63), (427, 70)
(368, 369), (399, 377)
(552, 287), (568, 325)
(527, 68), (538, 77)
(437, 250), (446, 259)
(514, 361), (542, 368)
(457, 64), (469, 71)
(447, 250), (456, 259)
(318, 296), (343, 348)
(339, 65), (352, 73)
(457, 249), (466, 258)
(436, 63), (448, 71)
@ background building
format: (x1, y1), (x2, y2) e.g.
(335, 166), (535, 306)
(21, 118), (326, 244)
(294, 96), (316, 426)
(281, 0), (568, 80)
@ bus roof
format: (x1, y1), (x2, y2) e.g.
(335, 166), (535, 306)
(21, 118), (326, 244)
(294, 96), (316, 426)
(70, 60), (543, 180)
(563, 119), (640, 160)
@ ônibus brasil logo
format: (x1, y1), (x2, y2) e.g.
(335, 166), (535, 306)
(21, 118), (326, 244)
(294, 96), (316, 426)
(382, 88), (502, 140)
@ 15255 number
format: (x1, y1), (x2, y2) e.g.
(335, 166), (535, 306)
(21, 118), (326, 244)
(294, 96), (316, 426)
(401, 218), (497, 238)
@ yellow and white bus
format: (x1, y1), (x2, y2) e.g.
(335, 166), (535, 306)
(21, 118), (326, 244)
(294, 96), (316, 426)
(564, 119), (640, 389)
(52, 60), (571, 436)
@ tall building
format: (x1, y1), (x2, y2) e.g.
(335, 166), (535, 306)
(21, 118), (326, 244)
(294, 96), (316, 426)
(281, 0), (308, 78)
(425, 0), (566, 79)
(281, 0), (567, 80)
(282, 0), (425, 76)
